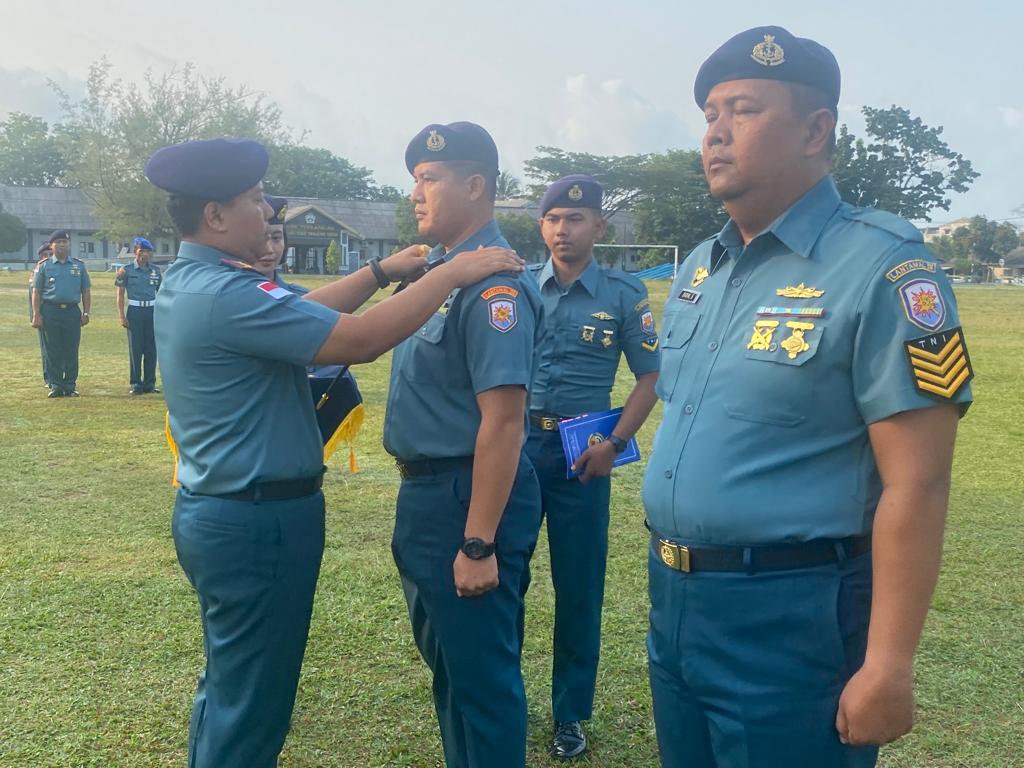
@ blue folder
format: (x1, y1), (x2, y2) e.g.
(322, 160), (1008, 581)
(558, 407), (641, 480)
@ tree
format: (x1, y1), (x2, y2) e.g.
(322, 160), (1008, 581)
(265, 145), (394, 200)
(0, 113), (67, 186)
(394, 196), (429, 249)
(832, 106), (979, 222)
(0, 203), (28, 254)
(496, 171), (523, 199)
(495, 213), (545, 261)
(523, 146), (652, 215)
(324, 239), (341, 274)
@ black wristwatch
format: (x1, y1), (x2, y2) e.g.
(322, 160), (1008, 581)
(367, 256), (390, 289)
(461, 537), (496, 560)
(608, 434), (628, 454)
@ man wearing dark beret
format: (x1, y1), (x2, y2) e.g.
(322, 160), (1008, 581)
(147, 136), (524, 768)
(115, 237), (162, 394)
(385, 120), (545, 768)
(524, 175), (660, 760)
(29, 242), (52, 387)
(643, 26), (971, 767)
(31, 229), (91, 397)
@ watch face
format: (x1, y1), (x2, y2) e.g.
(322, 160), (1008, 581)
(462, 538), (494, 560)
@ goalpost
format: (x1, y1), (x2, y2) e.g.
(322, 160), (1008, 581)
(592, 243), (681, 277)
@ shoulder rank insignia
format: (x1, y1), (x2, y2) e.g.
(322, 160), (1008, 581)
(691, 265), (710, 287)
(751, 33), (785, 67)
(886, 259), (935, 283)
(591, 311), (615, 320)
(780, 321), (814, 359)
(776, 283), (824, 298)
(481, 285), (519, 300)
(641, 338), (659, 352)
(905, 327), (972, 400)
(488, 298), (517, 332)
(747, 320), (779, 351)
(899, 278), (945, 331)
(221, 258), (256, 271)
(640, 310), (655, 334)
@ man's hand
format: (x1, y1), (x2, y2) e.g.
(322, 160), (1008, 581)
(446, 246), (524, 288)
(572, 439), (616, 483)
(120, 316), (129, 329)
(80, 313), (90, 327)
(836, 661), (914, 745)
(31, 314), (43, 329)
(382, 244), (431, 282)
(453, 551), (499, 598)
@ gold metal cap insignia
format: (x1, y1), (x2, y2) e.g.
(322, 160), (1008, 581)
(751, 34), (785, 67)
(567, 184), (584, 201)
(426, 130), (446, 152)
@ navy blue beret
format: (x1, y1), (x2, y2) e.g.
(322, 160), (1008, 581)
(265, 195), (288, 225)
(132, 237), (154, 251)
(47, 229), (70, 243)
(540, 175), (603, 216)
(145, 138), (269, 200)
(405, 121), (499, 174)
(694, 26), (840, 109)
(37, 243), (52, 256)
(308, 366), (363, 446)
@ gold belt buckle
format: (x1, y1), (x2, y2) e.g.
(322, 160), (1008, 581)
(659, 539), (691, 572)
(540, 416), (559, 431)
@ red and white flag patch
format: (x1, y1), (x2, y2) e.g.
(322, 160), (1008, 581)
(257, 281), (290, 300)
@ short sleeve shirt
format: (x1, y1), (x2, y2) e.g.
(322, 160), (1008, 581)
(155, 242), (340, 494)
(114, 261), (162, 301)
(528, 258), (661, 415)
(34, 256), (91, 303)
(642, 176), (973, 545)
(383, 220), (545, 460)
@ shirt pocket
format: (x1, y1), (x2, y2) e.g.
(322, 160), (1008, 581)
(724, 325), (826, 427)
(406, 311), (454, 382)
(656, 311), (700, 401)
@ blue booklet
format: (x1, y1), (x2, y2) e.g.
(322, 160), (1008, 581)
(558, 407), (641, 480)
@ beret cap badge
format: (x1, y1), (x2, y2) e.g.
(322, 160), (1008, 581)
(426, 129), (446, 152)
(751, 34), (786, 67)
(567, 184), (584, 201)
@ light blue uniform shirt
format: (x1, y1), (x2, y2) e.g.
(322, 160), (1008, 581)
(384, 220), (544, 461)
(156, 242), (340, 495)
(114, 260), (162, 301)
(642, 176), (973, 545)
(528, 258), (660, 415)
(34, 256), (91, 303)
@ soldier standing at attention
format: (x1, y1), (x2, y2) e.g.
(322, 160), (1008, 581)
(29, 242), (52, 387)
(385, 121), (544, 768)
(643, 26), (973, 768)
(146, 136), (522, 768)
(525, 175), (660, 760)
(31, 230), (91, 397)
(115, 237), (162, 394)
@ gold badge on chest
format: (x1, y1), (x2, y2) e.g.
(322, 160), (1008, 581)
(691, 266), (710, 288)
(581, 325), (596, 343)
(780, 321), (815, 359)
(746, 320), (779, 351)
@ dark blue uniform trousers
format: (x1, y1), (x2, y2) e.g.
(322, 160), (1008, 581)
(40, 302), (81, 392)
(172, 488), (326, 768)
(29, 288), (48, 385)
(525, 426), (611, 722)
(647, 544), (879, 768)
(391, 454), (542, 768)
(126, 305), (157, 390)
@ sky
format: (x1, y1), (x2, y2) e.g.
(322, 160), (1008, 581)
(2, 0), (1021, 225)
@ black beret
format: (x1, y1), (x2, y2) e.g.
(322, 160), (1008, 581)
(37, 243), (52, 256)
(405, 121), (499, 174)
(47, 229), (70, 243)
(694, 26), (840, 109)
(540, 175), (603, 216)
(145, 138), (269, 200)
(265, 195), (288, 225)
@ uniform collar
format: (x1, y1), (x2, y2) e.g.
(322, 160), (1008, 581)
(177, 240), (235, 265)
(442, 220), (502, 260)
(538, 256), (599, 296)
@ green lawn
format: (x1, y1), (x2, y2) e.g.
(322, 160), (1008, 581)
(0, 272), (1020, 767)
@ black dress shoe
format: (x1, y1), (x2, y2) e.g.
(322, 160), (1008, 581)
(130, 387), (144, 395)
(47, 388), (63, 398)
(551, 721), (587, 760)
(145, 387), (161, 394)
(65, 390), (80, 397)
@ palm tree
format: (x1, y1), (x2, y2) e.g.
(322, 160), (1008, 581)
(496, 171), (523, 199)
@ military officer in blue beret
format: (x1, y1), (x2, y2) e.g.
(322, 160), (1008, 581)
(31, 229), (91, 397)
(147, 136), (523, 768)
(525, 175), (660, 760)
(644, 27), (973, 768)
(115, 237), (162, 394)
(255, 195), (307, 292)
(386, 120), (545, 768)
(29, 242), (52, 386)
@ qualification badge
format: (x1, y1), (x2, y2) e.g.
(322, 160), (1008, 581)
(751, 34), (785, 67)
(567, 184), (584, 201)
(691, 265), (710, 287)
(781, 321), (814, 359)
(581, 325), (596, 343)
(601, 329), (614, 348)
(747, 320), (779, 351)
(591, 311), (615, 321)
(776, 283), (824, 299)
(426, 129), (446, 152)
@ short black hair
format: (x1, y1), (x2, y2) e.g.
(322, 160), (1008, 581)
(166, 194), (209, 237)
(449, 160), (498, 203)
(788, 82), (837, 158)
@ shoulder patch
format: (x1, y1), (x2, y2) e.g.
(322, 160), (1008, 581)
(905, 327), (972, 400)
(640, 310), (656, 334)
(843, 206), (923, 242)
(488, 298), (518, 332)
(885, 259), (936, 283)
(899, 278), (945, 330)
(481, 285), (519, 300)
(257, 281), (290, 300)
(220, 258), (256, 271)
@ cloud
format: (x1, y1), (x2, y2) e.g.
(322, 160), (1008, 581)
(0, 66), (84, 123)
(999, 107), (1024, 129)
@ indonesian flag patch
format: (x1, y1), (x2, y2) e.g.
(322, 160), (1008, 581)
(258, 281), (290, 300)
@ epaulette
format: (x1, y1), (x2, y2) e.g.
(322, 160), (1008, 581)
(220, 258), (257, 271)
(605, 269), (646, 293)
(71, 256), (85, 263)
(526, 263), (544, 273)
(841, 206), (923, 243)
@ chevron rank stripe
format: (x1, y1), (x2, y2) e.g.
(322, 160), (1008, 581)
(905, 326), (973, 400)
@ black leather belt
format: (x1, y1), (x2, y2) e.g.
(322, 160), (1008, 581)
(529, 412), (565, 431)
(192, 473), (324, 502)
(396, 456), (473, 479)
(45, 302), (77, 309)
(653, 532), (871, 574)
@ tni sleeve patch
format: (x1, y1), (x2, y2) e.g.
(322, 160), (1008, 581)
(905, 326), (973, 400)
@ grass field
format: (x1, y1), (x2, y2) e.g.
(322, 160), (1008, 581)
(0, 271), (1021, 768)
